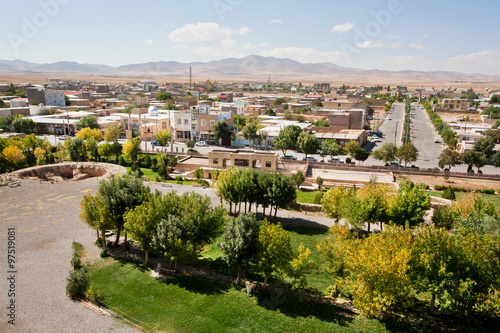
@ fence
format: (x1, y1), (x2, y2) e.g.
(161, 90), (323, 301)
(97, 299), (158, 333)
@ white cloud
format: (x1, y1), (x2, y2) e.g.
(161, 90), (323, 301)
(446, 50), (500, 74)
(168, 22), (249, 43)
(356, 40), (384, 49)
(173, 44), (189, 51)
(410, 43), (425, 50)
(331, 22), (355, 33)
(261, 47), (344, 63)
(390, 41), (401, 49)
(243, 43), (256, 50)
(193, 39), (243, 58)
(270, 19), (283, 24)
(145, 40), (153, 45)
(259, 42), (270, 48)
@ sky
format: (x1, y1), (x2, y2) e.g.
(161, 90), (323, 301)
(1, 0), (500, 75)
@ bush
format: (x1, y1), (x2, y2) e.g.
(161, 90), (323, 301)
(71, 254), (82, 270)
(417, 183), (429, 190)
(118, 155), (127, 166)
(480, 189), (496, 195)
(99, 249), (108, 257)
(175, 176), (183, 181)
(66, 269), (90, 299)
(443, 186), (456, 200)
(155, 176), (161, 182)
(314, 192), (324, 204)
(142, 154), (152, 168)
(85, 286), (101, 304)
(345, 157), (351, 164)
(432, 205), (456, 229)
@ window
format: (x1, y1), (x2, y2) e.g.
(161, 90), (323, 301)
(213, 158), (218, 164)
(234, 159), (249, 167)
(201, 119), (206, 126)
(177, 119), (181, 125)
(162, 122), (167, 129)
(177, 132), (183, 139)
(265, 161), (272, 168)
(184, 119), (188, 125)
(210, 120), (215, 126)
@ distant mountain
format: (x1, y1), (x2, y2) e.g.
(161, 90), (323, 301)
(0, 55), (497, 83)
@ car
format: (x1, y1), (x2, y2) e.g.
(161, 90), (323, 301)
(372, 137), (382, 142)
(195, 141), (208, 147)
(281, 154), (297, 160)
(366, 116), (373, 120)
(388, 117), (392, 120)
(303, 156), (317, 162)
(57, 136), (66, 141)
(434, 138), (441, 143)
(385, 161), (403, 167)
(328, 157), (345, 163)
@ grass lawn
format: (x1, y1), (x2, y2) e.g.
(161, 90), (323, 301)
(89, 258), (388, 333)
(296, 189), (324, 204)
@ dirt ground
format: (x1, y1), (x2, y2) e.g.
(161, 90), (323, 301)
(398, 174), (500, 192)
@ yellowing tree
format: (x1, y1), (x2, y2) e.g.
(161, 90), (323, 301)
(122, 137), (142, 162)
(76, 127), (103, 141)
(2, 145), (25, 166)
(104, 124), (122, 142)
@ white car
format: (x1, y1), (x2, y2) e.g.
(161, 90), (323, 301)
(195, 141), (208, 147)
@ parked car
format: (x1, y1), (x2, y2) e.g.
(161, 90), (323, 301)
(372, 137), (382, 142)
(366, 116), (373, 120)
(57, 136), (66, 141)
(388, 117), (392, 120)
(385, 161), (403, 167)
(303, 156), (318, 162)
(327, 157), (345, 163)
(434, 138), (441, 143)
(195, 141), (208, 147)
(281, 154), (297, 160)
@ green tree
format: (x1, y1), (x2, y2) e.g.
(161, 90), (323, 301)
(152, 215), (185, 271)
(98, 174), (149, 248)
(219, 213), (261, 284)
(388, 182), (430, 229)
(316, 176), (323, 190)
(273, 125), (302, 156)
(483, 128), (500, 143)
(111, 142), (122, 162)
(438, 148), (463, 171)
(256, 220), (293, 287)
(372, 143), (398, 163)
(79, 193), (112, 248)
(66, 137), (86, 161)
(321, 139), (342, 160)
(297, 132), (320, 159)
(85, 138), (99, 161)
(491, 95), (500, 104)
(463, 150), (488, 173)
(287, 243), (315, 294)
(242, 122), (258, 146)
(292, 170), (305, 188)
(396, 142), (418, 167)
(353, 148), (369, 165)
(179, 192), (225, 265)
(213, 121), (230, 142)
(473, 137), (495, 158)
(11, 117), (36, 134)
(344, 140), (363, 161)
(122, 137), (142, 162)
(155, 129), (171, 151)
(98, 143), (113, 162)
(75, 116), (100, 130)
(321, 186), (348, 224)
(493, 151), (500, 168)
(104, 124), (122, 142)
(155, 92), (173, 101)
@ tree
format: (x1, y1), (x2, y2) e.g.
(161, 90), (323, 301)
(242, 123), (258, 146)
(316, 176), (323, 190)
(490, 94), (500, 104)
(152, 215), (185, 271)
(483, 129), (500, 143)
(292, 171), (305, 188)
(297, 132), (319, 159)
(11, 117), (36, 134)
(396, 142), (418, 167)
(321, 186), (348, 224)
(463, 150), (488, 173)
(2, 145), (25, 169)
(219, 213), (261, 284)
(85, 138), (99, 161)
(213, 121), (230, 142)
(155, 129), (171, 151)
(256, 220), (293, 287)
(438, 148), (463, 171)
(179, 192), (225, 265)
(372, 143), (398, 163)
(75, 116), (100, 130)
(388, 182), (430, 229)
(122, 137), (142, 162)
(110, 142), (122, 162)
(155, 92), (173, 101)
(79, 193), (112, 248)
(353, 148), (369, 165)
(344, 140), (363, 161)
(76, 127), (103, 141)
(441, 128), (457, 147)
(65, 138), (86, 161)
(273, 125), (302, 155)
(98, 143), (113, 162)
(473, 137), (495, 158)
(493, 151), (500, 168)
(104, 124), (122, 142)
(98, 174), (149, 248)
(321, 139), (342, 160)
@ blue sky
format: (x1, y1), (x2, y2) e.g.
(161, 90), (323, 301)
(1, 0), (500, 75)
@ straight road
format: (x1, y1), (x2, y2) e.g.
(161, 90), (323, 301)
(410, 103), (444, 169)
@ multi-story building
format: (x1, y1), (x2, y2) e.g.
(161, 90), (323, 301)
(313, 83), (331, 93)
(440, 98), (469, 111)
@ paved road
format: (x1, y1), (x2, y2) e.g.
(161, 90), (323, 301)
(410, 104), (444, 169)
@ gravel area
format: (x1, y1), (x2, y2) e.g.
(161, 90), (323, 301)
(0, 178), (137, 333)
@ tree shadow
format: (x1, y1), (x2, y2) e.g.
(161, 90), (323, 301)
(254, 286), (356, 327)
(158, 274), (231, 295)
(283, 224), (330, 236)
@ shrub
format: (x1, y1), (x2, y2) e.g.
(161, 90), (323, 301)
(480, 189), (496, 195)
(70, 254), (82, 270)
(118, 155), (127, 166)
(314, 192), (324, 204)
(142, 154), (152, 168)
(345, 157), (352, 164)
(100, 249), (108, 257)
(155, 176), (161, 182)
(66, 269), (90, 299)
(432, 205), (456, 230)
(84, 286), (101, 304)
(417, 183), (429, 190)
(443, 186), (456, 200)
(175, 176), (183, 181)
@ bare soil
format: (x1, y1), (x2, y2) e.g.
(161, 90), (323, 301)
(398, 174), (500, 192)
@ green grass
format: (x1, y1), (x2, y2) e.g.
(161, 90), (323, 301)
(89, 258), (389, 333)
(296, 189), (323, 204)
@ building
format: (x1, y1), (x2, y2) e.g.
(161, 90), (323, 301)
(440, 98), (469, 111)
(313, 83), (331, 93)
(208, 149), (279, 170)
(44, 90), (65, 107)
(27, 87), (46, 105)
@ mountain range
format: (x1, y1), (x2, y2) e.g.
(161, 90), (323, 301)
(0, 55), (496, 84)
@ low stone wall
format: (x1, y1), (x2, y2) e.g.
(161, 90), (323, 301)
(13, 162), (126, 182)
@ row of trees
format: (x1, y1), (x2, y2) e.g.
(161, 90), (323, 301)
(214, 167), (297, 218)
(321, 180), (430, 232)
(372, 142), (419, 167)
(438, 137), (500, 173)
(0, 134), (53, 172)
(318, 224), (500, 317)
